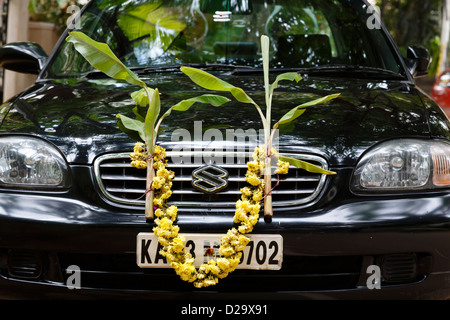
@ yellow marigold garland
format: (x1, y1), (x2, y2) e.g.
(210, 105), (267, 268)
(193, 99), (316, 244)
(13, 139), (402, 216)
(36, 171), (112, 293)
(131, 143), (289, 288)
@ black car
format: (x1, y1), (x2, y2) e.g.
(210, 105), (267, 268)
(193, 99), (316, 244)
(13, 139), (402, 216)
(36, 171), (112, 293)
(0, 0), (449, 300)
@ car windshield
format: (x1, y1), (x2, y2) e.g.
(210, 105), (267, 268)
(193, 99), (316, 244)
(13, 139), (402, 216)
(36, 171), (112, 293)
(44, 0), (405, 78)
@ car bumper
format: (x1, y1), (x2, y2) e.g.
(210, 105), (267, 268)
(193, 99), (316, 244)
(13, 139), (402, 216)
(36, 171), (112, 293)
(0, 191), (450, 300)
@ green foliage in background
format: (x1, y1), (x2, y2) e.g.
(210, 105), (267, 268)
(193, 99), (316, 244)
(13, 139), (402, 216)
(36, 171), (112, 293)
(376, 0), (444, 77)
(29, 0), (87, 34)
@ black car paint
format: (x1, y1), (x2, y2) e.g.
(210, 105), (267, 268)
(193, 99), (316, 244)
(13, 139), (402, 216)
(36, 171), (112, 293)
(1, 75), (445, 165)
(0, 70), (450, 299)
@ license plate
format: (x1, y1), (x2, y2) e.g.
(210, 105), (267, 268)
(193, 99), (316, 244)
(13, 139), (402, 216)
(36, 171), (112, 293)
(137, 233), (283, 270)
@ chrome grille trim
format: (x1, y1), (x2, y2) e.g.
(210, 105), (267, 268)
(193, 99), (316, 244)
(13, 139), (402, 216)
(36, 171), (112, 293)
(93, 151), (329, 209)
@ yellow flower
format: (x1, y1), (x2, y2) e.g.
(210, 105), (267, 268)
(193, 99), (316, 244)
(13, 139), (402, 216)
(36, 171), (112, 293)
(153, 161), (165, 170)
(248, 214), (259, 225)
(157, 168), (170, 178)
(240, 187), (252, 197)
(208, 265), (221, 276)
(197, 277), (218, 288)
(131, 160), (147, 169)
(238, 225), (251, 234)
(155, 224), (179, 239)
(155, 216), (172, 228)
(133, 142), (145, 153)
(247, 161), (262, 174)
(245, 172), (261, 186)
(147, 143), (262, 289)
(229, 258), (241, 269)
(130, 152), (146, 161)
(250, 202), (261, 215)
(161, 184), (172, 195)
(166, 205), (178, 220)
(252, 189), (263, 202)
(154, 208), (164, 217)
(219, 245), (235, 257)
(152, 176), (165, 190)
(178, 265), (196, 282)
(275, 160), (290, 175)
(172, 236), (185, 253)
(233, 207), (247, 224)
(252, 146), (264, 161)
(165, 251), (177, 262)
(205, 260), (221, 276)
(235, 234), (250, 251)
(216, 258), (231, 272)
(154, 145), (167, 157)
(160, 190), (172, 200)
(153, 197), (164, 208)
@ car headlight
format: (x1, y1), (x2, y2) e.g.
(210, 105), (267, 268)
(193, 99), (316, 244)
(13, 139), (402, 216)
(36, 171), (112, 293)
(351, 139), (450, 193)
(0, 136), (71, 189)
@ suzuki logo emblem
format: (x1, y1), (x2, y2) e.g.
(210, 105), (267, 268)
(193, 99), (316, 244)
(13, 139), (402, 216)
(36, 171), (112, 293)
(192, 165), (229, 194)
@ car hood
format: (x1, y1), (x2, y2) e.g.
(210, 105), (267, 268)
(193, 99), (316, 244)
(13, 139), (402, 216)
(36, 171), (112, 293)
(0, 74), (432, 166)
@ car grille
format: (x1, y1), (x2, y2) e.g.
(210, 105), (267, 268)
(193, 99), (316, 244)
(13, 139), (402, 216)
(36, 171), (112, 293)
(93, 150), (329, 209)
(57, 252), (363, 292)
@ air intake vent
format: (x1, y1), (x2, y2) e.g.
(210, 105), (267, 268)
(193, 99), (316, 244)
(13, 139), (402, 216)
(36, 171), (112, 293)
(7, 250), (44, 279)
(381, 253), (417, 282)
(94, 150), (329, 209)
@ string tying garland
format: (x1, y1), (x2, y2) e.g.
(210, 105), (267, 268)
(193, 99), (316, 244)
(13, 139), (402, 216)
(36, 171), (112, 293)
(131, 143), (289, 288)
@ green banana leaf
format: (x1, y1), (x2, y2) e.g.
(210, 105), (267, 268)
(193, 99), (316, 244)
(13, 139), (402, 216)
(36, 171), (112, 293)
(155, 94), (231, 132)
(180, 66), (256, 105)
(279, 156), (336, 175)
(66, 31), (145, 87)
(171, 94), (231, 112)
(261, 35), (271, 101)
(275, 93), (341, 127)
(116, 114), (146, 142)
(145, 88), (160, 145)
(66, 31), (232, 152)
(269, 72), (302, 96)
(131, 88), (154, 107)
(118, 2), (186, 43)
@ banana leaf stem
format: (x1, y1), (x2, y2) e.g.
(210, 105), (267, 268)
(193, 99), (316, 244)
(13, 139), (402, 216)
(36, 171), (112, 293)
(145, 157), (155, 220)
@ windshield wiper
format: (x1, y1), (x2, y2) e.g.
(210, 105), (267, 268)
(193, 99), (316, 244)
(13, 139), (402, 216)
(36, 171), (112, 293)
(299, 64), (406, 80)
(231, 64), (405, 79)
(132, 63), (256, 74)
(83, 63), (256, 79)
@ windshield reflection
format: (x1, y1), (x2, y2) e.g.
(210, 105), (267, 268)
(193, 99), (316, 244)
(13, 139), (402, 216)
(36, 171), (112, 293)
(46, 0), (403, 78)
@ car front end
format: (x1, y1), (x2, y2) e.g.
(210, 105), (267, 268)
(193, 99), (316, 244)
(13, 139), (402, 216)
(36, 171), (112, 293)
(0, 0), (450, 300)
